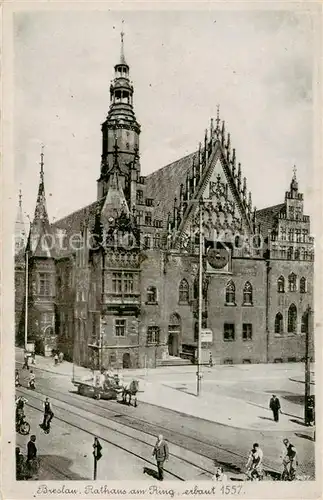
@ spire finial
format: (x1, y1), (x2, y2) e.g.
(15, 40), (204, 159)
(293, 165), (297, 179)
(40, 144), (44, 179)
(19, 189), (22, 208)
(120, 20), (127, 65)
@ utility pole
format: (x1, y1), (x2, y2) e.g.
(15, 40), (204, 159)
(197, 201), (203, 396)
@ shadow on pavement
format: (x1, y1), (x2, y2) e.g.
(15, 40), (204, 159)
(37, 455), (88, 480)
(258, 416), (274, 422)
(143, 466), (159, 479)
(289, 418), (308, 427)
(294, 432), (314, 441)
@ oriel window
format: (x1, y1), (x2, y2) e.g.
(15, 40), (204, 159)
(112, 273), (122, 293)
(38, 273), (51, 296)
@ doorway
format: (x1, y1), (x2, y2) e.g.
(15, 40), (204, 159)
(123, 352), (131, 369)
(168, 313), (181, 356)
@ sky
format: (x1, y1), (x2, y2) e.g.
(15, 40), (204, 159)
(13, 7), (318, 227)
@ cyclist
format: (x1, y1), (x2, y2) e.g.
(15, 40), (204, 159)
(246, 443), (264, 480)
(282, 439), (298, 480)
(16, 396), (27, 426)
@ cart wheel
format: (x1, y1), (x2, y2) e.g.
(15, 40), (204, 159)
(20, 422), (30, 435)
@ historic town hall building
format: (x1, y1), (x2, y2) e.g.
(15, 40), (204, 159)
(15, 36), (314, 369)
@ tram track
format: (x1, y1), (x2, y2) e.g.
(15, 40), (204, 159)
(17, 387), (212, 481)
(16, 365), (280, 478)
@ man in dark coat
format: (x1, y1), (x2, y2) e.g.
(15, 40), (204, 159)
(269, 394), (281, 422)
(26, 435), (38, 478)
(152, 434), (169, 481)
(42, 397), (54, 432)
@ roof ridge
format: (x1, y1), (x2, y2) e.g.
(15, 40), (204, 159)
(51, 198), (103, 227)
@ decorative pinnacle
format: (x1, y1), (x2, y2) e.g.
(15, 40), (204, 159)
(216, 105), (220, 129)
(293, 165), (297, 179)
(19, 189), (22, 208)
(40, 144), (45, 179)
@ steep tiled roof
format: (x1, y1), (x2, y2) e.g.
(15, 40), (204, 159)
(51, 198), (104, 258)
(145, 151), (197, 224)
(256, 203), (285, 237)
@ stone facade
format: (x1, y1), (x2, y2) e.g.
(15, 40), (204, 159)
(15, 36), (314, 367)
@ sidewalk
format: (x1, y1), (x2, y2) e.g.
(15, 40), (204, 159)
(16, 348), (313, 432)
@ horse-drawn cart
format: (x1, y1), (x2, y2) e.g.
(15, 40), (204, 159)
(72, 371), (139, 406)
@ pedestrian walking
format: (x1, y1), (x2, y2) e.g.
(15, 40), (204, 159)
(269, 394), (281, 422)
(58, 351), (64, 363)
(41, 397), (54, 433)
(209, 352), (213, 368)
(54, 353), (59, 365)
(152, 434), (169, 481)
(30, 352), (36, 365)
(22, 353), (29, 370)
(28, 370), (35, 390)
(26, 435), (38, 479)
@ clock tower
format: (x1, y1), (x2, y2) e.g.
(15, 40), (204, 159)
(97, 30), (141, 204)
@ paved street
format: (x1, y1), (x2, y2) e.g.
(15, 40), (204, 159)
(16, 348), (315, 481)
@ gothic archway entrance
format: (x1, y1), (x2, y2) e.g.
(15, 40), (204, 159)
(168, 313), (181, 356)
(123, 352), (131, 369)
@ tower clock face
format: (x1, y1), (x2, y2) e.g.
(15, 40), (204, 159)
(206, 247), (229, 270)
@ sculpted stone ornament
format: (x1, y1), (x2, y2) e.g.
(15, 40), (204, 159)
(206, 246), (229, 270)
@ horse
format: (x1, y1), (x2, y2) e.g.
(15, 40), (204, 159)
(121, 380), (139, 407)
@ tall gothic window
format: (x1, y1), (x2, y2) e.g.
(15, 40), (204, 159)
(288, 273), (297, 292)
(242, 282), (253, 305)
(300, 277), (307, 293)
(288, 229), (294, 242)
(287, 247), (293, 260)
(277, 276), (285, 293)
(301, 312), (309, 334)
(146, 286), (157, 303)
(274, 312), (284, 334)
(281, 228), (286, 241)
(178, 279), (189, 303)
(123, 274), (134, 294)
(112, 273), (122, 294)
(225, 280), (236, 305)
(288, 304), (297, 333)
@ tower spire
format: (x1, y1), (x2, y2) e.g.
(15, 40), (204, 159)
(120, 20), (127, 65)
(34, 144), (49, 223)
(15, 188), (26, 254)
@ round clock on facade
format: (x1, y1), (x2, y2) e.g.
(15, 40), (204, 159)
(206, 247), (229, 270)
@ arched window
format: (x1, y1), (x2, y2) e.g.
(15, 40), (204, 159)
(277, 276), (285, 293)
(300, 277), (307, 294)
(301, 312), (308, 334)
(288, 273), (297, 292)
(225, 280), (236, 305)
(146, 286), (157, 303)
(178, 279), (189, 303)
(243, 282), (253, 305)
(288, 304), (297, 333)
(274, 312), (284, 334)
